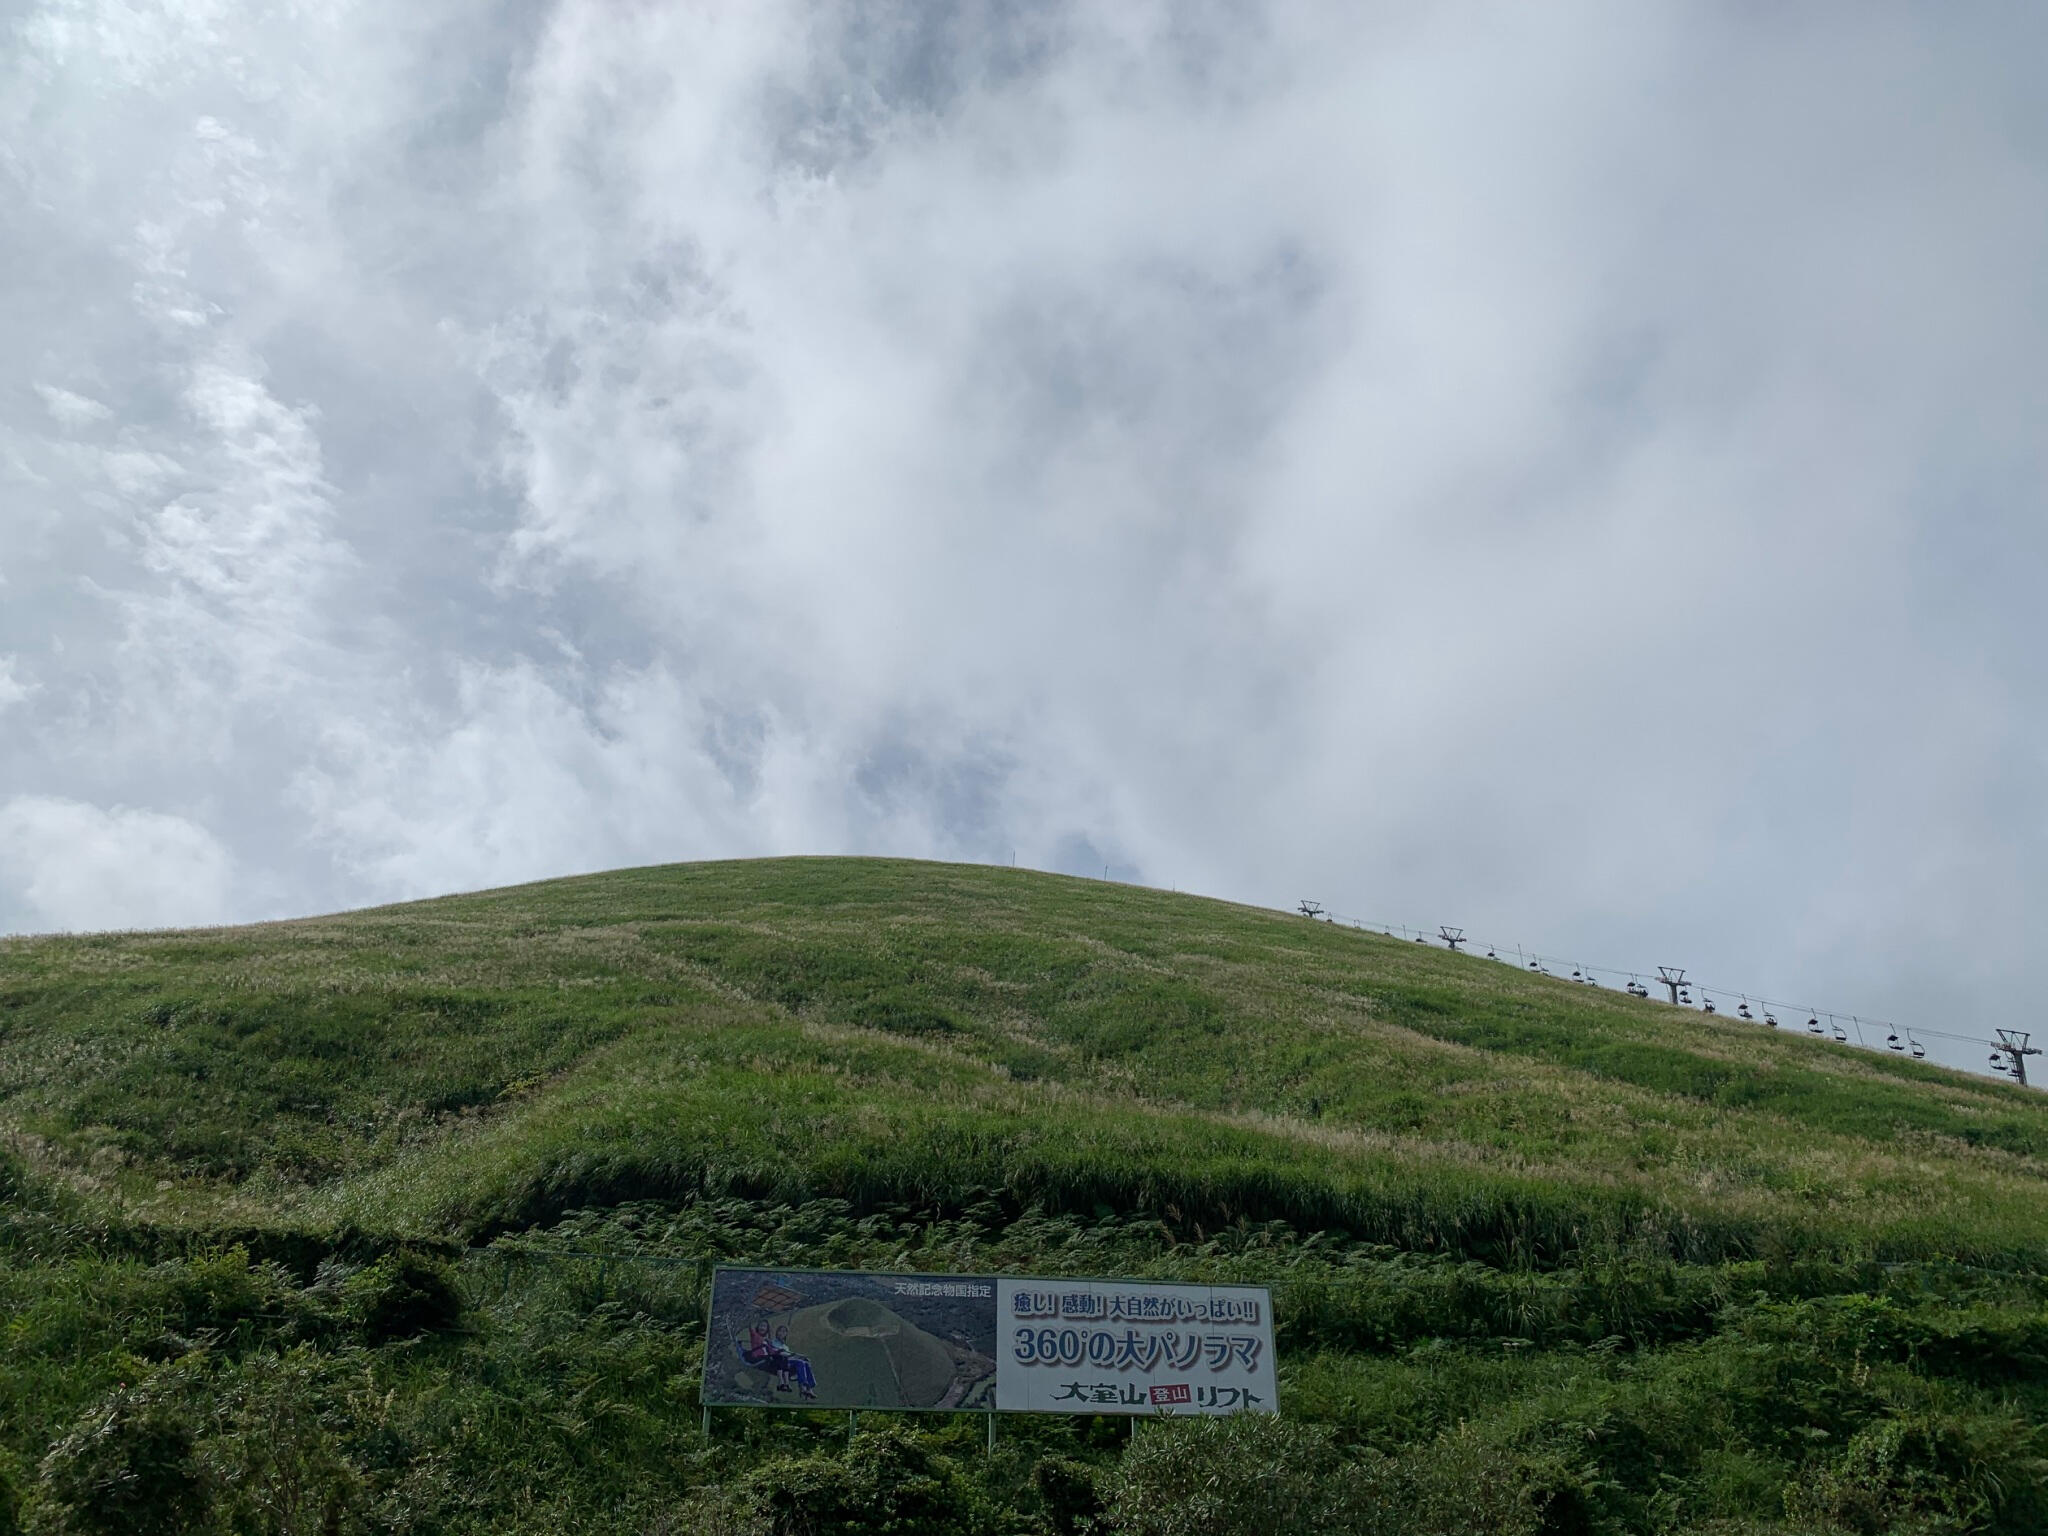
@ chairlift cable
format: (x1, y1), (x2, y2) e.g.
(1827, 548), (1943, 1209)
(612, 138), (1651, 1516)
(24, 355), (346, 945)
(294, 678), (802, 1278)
(1306, 905), (2026, 1078)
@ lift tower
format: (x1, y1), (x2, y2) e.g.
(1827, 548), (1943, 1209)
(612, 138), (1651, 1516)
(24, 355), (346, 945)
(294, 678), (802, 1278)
(1993, 1029), (2040, 1086)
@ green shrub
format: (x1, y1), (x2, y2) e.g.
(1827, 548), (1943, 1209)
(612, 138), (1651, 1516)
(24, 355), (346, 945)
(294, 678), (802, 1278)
(672, 1484), (773, 1536)
(202, 1350), (366, 1536)
(148, 1246), (289, 1347)
(33, 1375), (209, 1536)
(1109, 1414), (1558, 1536)
(735, 1426), (990, 1536)
(1783, 1412), (2048, 1536)
(1360, 1427), (1554, 1536)
(1031, 1454), (1104, 1534)
(342, 1252), (463, 1344)
(1107, 1414), (1354, 1536)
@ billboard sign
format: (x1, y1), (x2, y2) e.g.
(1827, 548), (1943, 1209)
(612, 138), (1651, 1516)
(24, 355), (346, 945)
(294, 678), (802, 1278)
(702, 1267), (1276, 1416)
(995, 1277), (1277, 1416)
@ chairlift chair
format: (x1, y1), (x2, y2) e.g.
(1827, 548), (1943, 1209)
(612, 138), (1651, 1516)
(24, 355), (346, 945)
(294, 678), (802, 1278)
(1886, 1031), (1902, 1051)
(1701, 996), (1717, 1014)
(1763, 1011), (1779, 1027)
(1737, 999), (1753, 1020)
(1807, 1016), (1822, 1034)
(1910, 1037), (1926, 1059)
(1831, 1021), (1848, 1041)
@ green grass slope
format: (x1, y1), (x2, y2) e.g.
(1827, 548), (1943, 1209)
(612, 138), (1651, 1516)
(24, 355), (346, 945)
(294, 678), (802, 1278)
(3, 858), (2046, 1535)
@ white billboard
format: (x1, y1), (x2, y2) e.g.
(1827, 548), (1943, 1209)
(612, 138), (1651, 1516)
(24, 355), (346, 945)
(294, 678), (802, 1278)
(994, 1276), (1278, 1416)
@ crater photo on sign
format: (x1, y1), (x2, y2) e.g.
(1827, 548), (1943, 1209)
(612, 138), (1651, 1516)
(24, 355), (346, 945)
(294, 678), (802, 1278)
(703, 1268), (998, 1411)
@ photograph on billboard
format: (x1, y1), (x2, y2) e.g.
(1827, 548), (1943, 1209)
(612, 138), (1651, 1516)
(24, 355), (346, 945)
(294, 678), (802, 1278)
(703, 1268), (1000, 1411)
(703, 1268), (1276, 1417)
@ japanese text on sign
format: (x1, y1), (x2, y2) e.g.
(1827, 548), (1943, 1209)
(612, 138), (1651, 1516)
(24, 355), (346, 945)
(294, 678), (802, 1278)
(995, 1278), (1277, 1417)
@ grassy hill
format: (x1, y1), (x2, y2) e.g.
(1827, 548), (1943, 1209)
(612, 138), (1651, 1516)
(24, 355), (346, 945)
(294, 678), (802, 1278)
(3, 857), (2045, 1535)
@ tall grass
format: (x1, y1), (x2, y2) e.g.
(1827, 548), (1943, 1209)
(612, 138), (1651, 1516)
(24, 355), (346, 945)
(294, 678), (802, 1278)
(4, 858), (2047, 1533)
(5, 859), (2044, 1265)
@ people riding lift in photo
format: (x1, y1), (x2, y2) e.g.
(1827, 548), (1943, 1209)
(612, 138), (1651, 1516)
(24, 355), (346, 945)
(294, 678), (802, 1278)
(741, 1321), (818, 1399)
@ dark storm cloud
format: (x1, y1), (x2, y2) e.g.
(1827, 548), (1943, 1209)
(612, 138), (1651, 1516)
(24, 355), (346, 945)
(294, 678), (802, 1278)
(3, 1), (2045, 1071)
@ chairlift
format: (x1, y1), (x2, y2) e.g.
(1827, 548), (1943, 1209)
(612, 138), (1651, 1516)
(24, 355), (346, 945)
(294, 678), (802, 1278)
(1763, 1010), (1779, 1028)
(1831, 1020), (1848, 1042)
(1886, 1031), (1902, 1051)
(1701, 996), (1717, 1015)
(1807, 1016), (1823, 1035)
(1679, 989), (1692, 1004)
(1570, 967), (1583, 981)
(1909, 1036), (1925, 1059)
(1527, 959), (1541, 971)
(1486, 947), (1498, 960)
(1737, 998), (1753, 1020)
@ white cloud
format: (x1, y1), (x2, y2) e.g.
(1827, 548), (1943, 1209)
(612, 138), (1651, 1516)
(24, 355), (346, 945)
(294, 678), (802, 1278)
(0, 0), (2045, 1071)
(0, 795), (236, 932)
(0, 657), (30, 712)
(34, 384), (113, 428)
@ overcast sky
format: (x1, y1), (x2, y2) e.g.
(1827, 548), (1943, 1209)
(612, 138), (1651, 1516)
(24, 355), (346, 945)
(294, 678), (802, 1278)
(4, 2), (2044, 1070)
